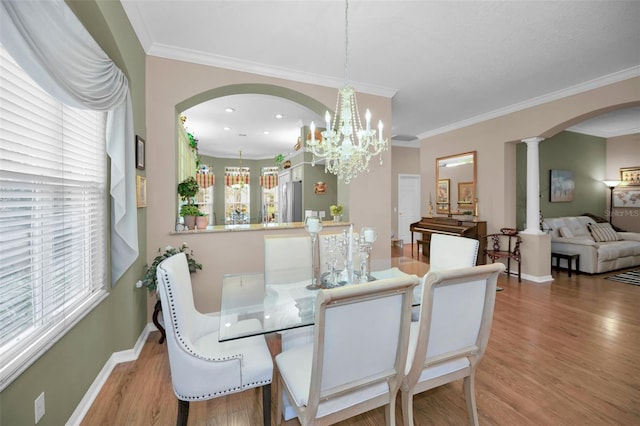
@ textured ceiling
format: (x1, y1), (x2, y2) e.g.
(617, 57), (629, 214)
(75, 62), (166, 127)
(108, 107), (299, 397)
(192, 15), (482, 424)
(121, 0), (640, 159)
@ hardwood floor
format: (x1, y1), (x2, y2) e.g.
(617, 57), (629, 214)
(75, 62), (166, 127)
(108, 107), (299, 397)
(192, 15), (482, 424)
(81, 244), (640, 425)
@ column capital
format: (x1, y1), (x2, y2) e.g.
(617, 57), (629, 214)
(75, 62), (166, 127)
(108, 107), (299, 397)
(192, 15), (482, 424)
(522, 136), (545, 144)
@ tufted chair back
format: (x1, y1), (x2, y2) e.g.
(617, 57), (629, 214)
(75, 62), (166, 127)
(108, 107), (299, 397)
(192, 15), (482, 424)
(156, 253), (273, 426)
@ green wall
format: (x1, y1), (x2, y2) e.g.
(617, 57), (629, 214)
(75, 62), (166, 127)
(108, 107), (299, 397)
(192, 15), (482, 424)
(516, 131), (607, 229)
(0, 2), (148, 425)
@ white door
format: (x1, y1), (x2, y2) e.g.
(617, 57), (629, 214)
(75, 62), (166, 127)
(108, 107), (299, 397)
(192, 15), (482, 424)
(398, 174), (421, 243)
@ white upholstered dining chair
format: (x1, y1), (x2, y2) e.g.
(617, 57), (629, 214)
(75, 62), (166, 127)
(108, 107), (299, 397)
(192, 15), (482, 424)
(156, 253), (274, 426)
(401, 263), (505, 426)
(275, 274), (420, 426)
(410, 234), (480, 320)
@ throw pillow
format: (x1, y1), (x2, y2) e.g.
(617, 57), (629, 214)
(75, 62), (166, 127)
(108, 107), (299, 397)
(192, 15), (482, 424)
(558, 226), (574, 238)
(587, 222), (620, 242)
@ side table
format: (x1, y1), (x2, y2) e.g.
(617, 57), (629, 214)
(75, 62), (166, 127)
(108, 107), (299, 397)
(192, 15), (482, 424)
(551, 252), (580, 277)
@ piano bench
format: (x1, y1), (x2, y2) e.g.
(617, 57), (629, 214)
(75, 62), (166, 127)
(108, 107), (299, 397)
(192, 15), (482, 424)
(417, 239), (430, 257)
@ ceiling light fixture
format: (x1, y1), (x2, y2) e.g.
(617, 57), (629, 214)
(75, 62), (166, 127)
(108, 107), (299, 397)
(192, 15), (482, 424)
(306, 0), (387, 184)
(225, 107), (235, 113)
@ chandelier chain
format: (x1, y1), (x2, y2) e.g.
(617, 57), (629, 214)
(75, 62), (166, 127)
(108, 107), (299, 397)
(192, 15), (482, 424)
(306, 0), (388, 184)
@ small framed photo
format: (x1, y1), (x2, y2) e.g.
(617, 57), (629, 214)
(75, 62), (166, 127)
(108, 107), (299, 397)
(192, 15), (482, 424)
(620, 167), (640, 186)
(457, 181), (474, 205)
(136, 135), (145, 170)
(136, 175), (147, 208)
(613, 187), (640, 208)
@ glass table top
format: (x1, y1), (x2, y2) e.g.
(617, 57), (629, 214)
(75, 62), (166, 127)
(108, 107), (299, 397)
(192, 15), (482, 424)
(219, 267), (418, 341)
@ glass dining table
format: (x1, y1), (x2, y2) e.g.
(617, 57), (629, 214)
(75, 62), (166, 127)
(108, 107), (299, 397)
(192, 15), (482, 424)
(218, 266), (418, 341)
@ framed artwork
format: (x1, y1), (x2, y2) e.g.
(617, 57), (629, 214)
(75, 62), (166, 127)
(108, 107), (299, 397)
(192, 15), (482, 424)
(620, 167), (640, 186)
(136, 175), (147, 208)
(314, 181), (326, 194)
(457, 181), (474, 205)
(136, 135), (145, 170)
(549, 169), (574, 202)
(613, 187), (640, 208)
(437, 179), (450, 204)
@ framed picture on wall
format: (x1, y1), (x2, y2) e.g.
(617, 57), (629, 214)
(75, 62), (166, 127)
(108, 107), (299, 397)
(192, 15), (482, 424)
(549, 169), (574, 202)
(136, 176), (147, 208)
(613, 187), (640, 208)
(437, 179), (450, 204)
(620, 167), (640, 186)
(457, 181), (474, 205)
(135, 135), (145, 170)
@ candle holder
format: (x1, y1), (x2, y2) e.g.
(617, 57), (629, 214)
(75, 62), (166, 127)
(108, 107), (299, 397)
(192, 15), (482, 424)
(304, 216), (323, 289)
(359, 227), (377, 282)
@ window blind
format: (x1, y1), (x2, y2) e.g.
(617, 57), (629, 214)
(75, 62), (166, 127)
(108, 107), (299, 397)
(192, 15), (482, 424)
(0, 45), (107, 389)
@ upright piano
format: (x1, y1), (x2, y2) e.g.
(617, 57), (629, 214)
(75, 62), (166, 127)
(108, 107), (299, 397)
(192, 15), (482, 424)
(409, 217), (487, 264)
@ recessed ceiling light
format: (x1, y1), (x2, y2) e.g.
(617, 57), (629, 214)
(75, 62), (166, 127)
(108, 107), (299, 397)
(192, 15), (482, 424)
(223, 126), (231, 131)
(263, 131), (270, 135)
(275, 113), (284, 119)
(225, 107), (235, 113)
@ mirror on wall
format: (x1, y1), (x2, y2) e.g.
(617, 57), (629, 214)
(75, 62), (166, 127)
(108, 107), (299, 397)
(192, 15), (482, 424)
(435, 151), (477, 215)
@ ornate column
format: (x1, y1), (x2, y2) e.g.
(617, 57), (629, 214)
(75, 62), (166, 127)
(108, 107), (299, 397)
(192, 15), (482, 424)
(522, 137), (545, 235)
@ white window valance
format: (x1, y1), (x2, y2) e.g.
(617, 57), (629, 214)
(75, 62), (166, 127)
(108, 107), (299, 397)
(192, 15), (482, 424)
(1, 0), (138, 284)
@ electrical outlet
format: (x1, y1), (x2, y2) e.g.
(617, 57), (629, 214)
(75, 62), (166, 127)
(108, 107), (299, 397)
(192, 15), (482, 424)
(35, 392), (45, 423)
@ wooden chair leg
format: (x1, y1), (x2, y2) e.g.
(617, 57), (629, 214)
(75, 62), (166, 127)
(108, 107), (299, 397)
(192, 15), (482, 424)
(463, 375), (479, 426)
(401, 390), (414, 426)
(262, 383), (271, 426)
(177, 399), (189, 426)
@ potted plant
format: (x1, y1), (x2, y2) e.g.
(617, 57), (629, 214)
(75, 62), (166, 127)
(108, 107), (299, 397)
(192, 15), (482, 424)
(178, 176), (199, 204)
(140, 243), (203, 292)
(274, 153), (285, 169)
(195, 211), (209, 230)
(462, 210), (474, 221)
(178, 176), (200, 229)
(180, 204), (200, 230)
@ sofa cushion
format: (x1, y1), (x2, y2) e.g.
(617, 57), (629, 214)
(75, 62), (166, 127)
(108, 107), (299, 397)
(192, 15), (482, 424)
(558, 226), (574, 238)
(587, 222), (621, 242)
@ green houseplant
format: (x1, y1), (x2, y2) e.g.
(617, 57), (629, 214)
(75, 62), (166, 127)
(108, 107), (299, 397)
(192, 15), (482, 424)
(178, 176), (199, 204)
(180, 204), (201, 217)
(178, 176), (200, 229)
(141, 243), (202, 292)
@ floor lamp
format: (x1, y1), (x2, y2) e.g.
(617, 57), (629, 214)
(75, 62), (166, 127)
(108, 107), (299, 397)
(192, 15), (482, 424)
(603, 180), (620, 224)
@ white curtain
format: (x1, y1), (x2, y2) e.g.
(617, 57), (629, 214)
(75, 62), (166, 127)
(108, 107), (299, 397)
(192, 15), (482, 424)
(0, 0), (139, 285)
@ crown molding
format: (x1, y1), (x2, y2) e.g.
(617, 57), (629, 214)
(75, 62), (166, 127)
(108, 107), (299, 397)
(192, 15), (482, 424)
(417, 66), (640, 140)
(147, 42), (398, 99)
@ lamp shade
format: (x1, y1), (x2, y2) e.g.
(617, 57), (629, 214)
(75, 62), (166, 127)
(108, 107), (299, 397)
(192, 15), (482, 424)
(603, 180), (621, 188)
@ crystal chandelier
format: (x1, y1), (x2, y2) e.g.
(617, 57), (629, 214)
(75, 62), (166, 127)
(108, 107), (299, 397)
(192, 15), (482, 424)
(306, 0), (388, 184)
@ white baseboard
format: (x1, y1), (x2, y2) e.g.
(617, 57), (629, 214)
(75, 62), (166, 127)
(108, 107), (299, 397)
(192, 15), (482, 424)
(65, 323), (154, 426)
(522, 273), (554, 283)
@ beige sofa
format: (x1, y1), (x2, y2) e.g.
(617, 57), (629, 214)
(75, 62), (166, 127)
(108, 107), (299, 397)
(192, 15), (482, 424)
(544, 216), (640, 274)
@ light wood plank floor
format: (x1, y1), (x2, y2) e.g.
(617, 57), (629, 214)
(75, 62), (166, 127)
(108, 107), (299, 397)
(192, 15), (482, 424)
(81, 245), (640, 425)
